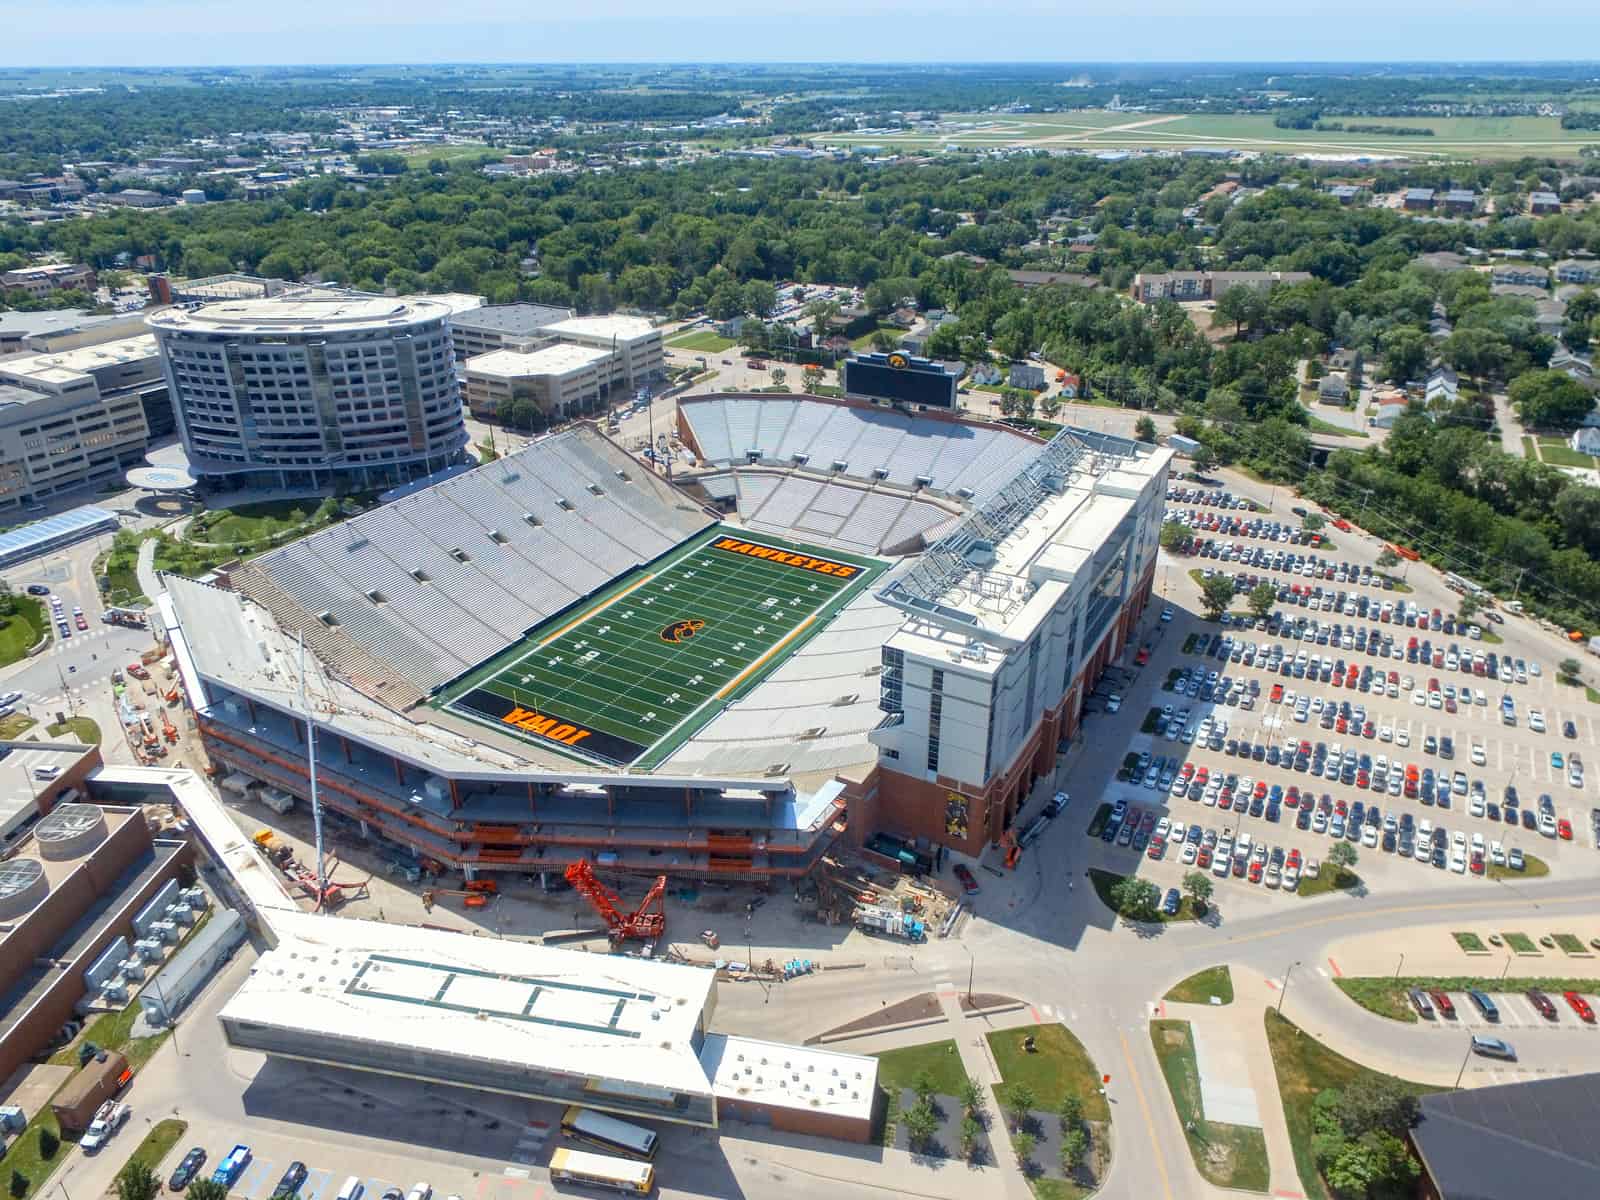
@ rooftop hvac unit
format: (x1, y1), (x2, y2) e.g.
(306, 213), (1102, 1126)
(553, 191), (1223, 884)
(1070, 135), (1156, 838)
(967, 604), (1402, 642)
(165, 903), (195, 926)
(134, 939), (164, 962)
(179, 887), (208, 910)
(119, 958), (146, 980)
(151, 921), (180, 944)
(99, 980), (128, 1004)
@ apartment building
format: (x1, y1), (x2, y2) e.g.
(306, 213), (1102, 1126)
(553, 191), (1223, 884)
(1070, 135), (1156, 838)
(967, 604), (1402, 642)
(1129, 270), (1312, 303)
(0, 264), (97, 300)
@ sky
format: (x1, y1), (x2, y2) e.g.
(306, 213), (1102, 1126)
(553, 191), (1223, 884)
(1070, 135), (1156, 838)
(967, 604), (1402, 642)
(2, 0), (1599, 67)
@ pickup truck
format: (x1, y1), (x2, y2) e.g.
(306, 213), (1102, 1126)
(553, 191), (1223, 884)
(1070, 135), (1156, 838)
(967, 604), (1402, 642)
(80, 1101), (130, 1152)
(213, 1144), (252, 1186)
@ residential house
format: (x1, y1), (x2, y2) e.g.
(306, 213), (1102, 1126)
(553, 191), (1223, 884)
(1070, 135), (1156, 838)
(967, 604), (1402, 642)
(1425, 366), (1460, 406)
(1067, 232), (1099, 252)
(967, 361), (1003, 386)
(1570, 427), (1600, 456)
(1371, 402), (1410, 429)
(1534, 297), (1568, 338)
(1553, 349), (1596, 385)
(1059, 373), (1082, 399)
(1402, 187), (1435, 210)
(1429, 302), (1453, 341)
(1413, 250), (1472, 273)
(1555, 259), (1600, 285)
(1317, 374), (1350, 405)
(1528, 190), (1563, 215)
(1491, 264), (1549, 288)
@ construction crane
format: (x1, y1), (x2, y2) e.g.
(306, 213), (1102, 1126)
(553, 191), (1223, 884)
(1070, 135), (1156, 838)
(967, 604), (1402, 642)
(564, 860), (667, 944)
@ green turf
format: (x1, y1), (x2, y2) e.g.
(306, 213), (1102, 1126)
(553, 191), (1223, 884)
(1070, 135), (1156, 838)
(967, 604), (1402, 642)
(667, 330), (736, 352)
(437, 526), (882, 767)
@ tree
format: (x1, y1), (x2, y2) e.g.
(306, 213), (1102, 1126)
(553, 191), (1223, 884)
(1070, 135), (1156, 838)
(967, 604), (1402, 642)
(960, 1075), (985, 1117)
(1191, 443), (1218, 475)
(1302, 512), (1325, 531)
(770, 366), (787, 387)
(801, 364), (824, 393)
(902, 1099), (939, 1151)
(1108, 875), (1161, 921)
(1322, 1130), (1419, 1197)
(117, 1163), (160, 1200)
(1060, 1126), (1090, 1174)
(1135, 414), (1157, 443)
(1247, 581), (1277, 620)
(1457, 592), (1482, 620)
(36, 1127), (58, 1159)
(1039, 395), (1061, 420)
(1509, 369), (1594, 429)
(10, 1169), (26, 1199)
(1181, 870), (1214, 910)
(1012, 1131), (1037, 1168)
(1058, 1093), (1084, 1132)
(1559, 657), (1583, 682)
(912, 1069), (938, 1108)
(1381, 327), (1429, 384)
(959, 1115), (981, 1161)
(1328, 841), (1358, 871)
(1200, 574), (1237, 620)
(187, 1180), (230, 1200)
(1006, 1084), (1038, 1131)
(1333, 1079), (1420, 1139)
(1376, 547), (1400, 569)
(1160, 520), (1189, 551)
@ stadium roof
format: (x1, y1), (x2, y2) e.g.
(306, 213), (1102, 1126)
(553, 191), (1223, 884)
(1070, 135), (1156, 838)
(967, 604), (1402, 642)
(0, 506), (117, 568)
(220, 910), (718, 1100)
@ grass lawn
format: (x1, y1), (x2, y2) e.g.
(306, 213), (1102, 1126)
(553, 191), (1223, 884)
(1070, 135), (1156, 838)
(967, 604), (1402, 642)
(1453, 931), (1488, 953)
(1334, 974), (1600, 1023)
(1304, 415), (1367, 438)
(0, 712), (38, 739)
(849, 326), (901, 351)
(123, 1118), (187, 1176)
(1488, 853), (1548, 880)
(1295, 866), (1360, 899)
(1165, 966), (1234, 1005)
(988, 1024), (1109, 1122)
(1503, 931), (1539, 954)
(0, 594), (48, 666)
(46, 716), (101, 744)
(1149, 1020), (1270, 1192)
(96, 529), (157, 608)
(2, 1104), (67, 1200)
(1535, 438), (1599, 469)
(1087, 868), (1201, 923)
(190, 499), (330, 546)
(872, 1038), (967, 1145)
(666, 330), (735, 352)
(1264, 1010), (1440, 1200)
(1553, 933), (1589, 955)
(48, 998), (171, 1070)
(1521, 435), (1538, 458)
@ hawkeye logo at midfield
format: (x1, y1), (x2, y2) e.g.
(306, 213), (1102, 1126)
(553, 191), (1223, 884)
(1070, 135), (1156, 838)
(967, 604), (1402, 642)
(711, 536), (859, 579)
(660, 618), (706, 644)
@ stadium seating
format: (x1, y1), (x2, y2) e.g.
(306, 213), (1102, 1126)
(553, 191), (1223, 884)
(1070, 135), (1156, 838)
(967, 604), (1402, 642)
(680, 395), (1036, 499)
(239, 428), (715, 693)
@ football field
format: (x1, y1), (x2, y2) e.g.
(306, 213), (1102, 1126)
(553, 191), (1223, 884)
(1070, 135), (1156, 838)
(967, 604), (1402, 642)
(436, 527), (882, 767)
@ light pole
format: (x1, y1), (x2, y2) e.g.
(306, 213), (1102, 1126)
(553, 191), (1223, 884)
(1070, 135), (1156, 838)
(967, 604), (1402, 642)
(962, 941), (976, 1004)
(1277, 960), (1302, 1014)
(1454, 1037), (1475, 1088)
(1394, 953), (1405, 980)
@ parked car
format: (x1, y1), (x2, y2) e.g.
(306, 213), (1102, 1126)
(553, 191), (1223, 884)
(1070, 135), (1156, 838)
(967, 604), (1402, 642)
(1525, 989), (1558, 1021)
(1565, 992), (1597, 1024)
(274, 1163), (310, 1198)
(1470, 1035), (1517, 1061)
(1467, 990), (1500, 1022)
(170, 1148), (208, 1191)
(952, 863), (980, 895)
(1408, 988), (1435, 1019)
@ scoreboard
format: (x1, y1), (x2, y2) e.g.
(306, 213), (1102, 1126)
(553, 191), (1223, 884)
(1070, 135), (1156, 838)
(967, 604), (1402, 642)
(842, 352), (959, 409)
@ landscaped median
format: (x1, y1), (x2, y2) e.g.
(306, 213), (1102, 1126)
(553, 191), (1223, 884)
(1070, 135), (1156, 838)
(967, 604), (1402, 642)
(1164, 965), (1234, 1005)
(1149, 1019), (1269, 1192)
(1264, 1010), (1440, 1200)
(1087, 868), (1203, 923)
(986, 1024), (1109, 1198)
(1334, 973), (1600, 1023)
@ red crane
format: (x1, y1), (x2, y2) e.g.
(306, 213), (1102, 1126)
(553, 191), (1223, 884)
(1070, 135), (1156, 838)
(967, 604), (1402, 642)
(564, 861), (667, 943)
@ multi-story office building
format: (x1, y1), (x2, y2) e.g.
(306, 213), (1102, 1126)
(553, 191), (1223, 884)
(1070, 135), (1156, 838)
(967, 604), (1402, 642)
(0, 264), (97, 300)
(540, 315), (663, 390)
(147, 294), (470, 492)
(462, 343), (620, 421)
(447, 302), (575, 362)
(0, 336), (162, 510)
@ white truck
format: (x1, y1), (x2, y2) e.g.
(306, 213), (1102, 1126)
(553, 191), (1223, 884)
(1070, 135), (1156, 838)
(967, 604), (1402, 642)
(854, 904), (927, 942)
(80, 1100), (130, 1153)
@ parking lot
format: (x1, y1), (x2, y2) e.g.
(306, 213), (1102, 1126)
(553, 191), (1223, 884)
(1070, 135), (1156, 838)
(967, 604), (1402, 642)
(1090, 481), (1600, 907)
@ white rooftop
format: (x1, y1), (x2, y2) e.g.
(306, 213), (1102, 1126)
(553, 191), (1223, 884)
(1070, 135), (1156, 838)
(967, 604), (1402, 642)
(545, 315), (657, 343)
(221, 910), (718, 1099)
(465, 343), (613, 380)
(700, 1033), (877, 1123)
(148, 295), (452, 334)
(0, 334), (158, 386)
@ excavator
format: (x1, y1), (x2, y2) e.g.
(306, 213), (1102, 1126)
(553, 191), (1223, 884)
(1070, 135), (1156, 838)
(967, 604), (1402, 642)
(564, 860), (667, 944)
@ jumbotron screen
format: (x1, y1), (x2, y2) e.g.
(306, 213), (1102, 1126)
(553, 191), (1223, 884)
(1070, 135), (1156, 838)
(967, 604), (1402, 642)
(842, 352), (959, 409)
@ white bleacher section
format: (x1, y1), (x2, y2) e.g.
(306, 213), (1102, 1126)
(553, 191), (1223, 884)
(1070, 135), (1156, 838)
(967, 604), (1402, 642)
(660, 588), (902, 780)
(235, 428), (714, 696)
(729, 471), (953, 557)
(680, 396), (1037, 499)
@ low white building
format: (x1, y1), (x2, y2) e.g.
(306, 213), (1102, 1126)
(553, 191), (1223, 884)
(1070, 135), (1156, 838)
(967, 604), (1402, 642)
(463, 343), (619, 421)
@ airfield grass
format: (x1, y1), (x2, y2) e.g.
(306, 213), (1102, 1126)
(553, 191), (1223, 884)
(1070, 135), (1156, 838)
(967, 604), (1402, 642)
(439, 527), (880, 768)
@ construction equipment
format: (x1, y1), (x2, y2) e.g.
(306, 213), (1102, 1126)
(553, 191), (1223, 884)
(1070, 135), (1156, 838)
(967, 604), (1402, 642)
(700, 930), (720, 949)
(126, 663), (150, 681)
(564, 860), (666, 944)
(160, 709), (178, 743)
(421, 888), (491, 912)
(463, 879), (499, 894)
(853, 903), (926, 942)
(1001, 828), (1021, 870)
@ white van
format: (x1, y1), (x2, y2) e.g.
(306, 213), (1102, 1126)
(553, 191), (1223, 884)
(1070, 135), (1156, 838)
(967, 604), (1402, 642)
(337, 1178), (364, 1200)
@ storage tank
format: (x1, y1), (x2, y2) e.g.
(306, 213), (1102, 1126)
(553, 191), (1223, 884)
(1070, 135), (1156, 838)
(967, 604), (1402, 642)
(0, 858), (49, 919)
(133, 879), (181, 936)
(35, 804), (107, 860)
(84, 937), (131, 991)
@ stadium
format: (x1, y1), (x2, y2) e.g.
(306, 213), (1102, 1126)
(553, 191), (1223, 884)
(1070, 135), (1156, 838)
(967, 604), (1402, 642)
(161, 389), (1169, 882)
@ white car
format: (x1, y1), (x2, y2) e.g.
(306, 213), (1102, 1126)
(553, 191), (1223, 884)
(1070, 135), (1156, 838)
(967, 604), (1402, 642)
(1529, 710), (1546, 733)
(1181, 841), (1198, 864)
(407, 1185), (433, 1200)
(1450, 849), (1467, 873)
(1490, 840), (1506, 865)
(1412, 690), (1427, 706)
(1470, 796), (1486, 817)
(1470, 744), (1486, 766)
(1378, 725), (1393, 742)
(1106, 694), (1123, 713)
(1155, 817), (1171, 840)
(1396, 728), (1411, 748)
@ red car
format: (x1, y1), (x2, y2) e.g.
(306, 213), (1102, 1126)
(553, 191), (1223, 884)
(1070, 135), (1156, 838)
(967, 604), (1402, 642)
(1430, 990), (1457, 1019)
(1270, 683), (1284, 703)
(953, 864), (980, 895)
(1526, 988), (1558, 1020)
(1248, 861), (1263, 883)
(73, 614), (87, 630)
(1135, 647), (1151, 666)
(1470, 852), (1485, 875)
(1558, 819), (1573, 841)
(1197, 848), (1212, 868)
(1147, 837), (1166, 860)
(1564, 992), (1596, 1023)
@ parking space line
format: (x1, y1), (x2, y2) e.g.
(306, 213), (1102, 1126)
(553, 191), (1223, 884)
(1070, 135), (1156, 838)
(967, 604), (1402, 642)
(236, 1159), (277, 1200)
(302, 1170), (336, 1200)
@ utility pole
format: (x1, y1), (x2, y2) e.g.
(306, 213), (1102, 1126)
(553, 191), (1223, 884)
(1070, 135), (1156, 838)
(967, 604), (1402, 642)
(1277, 960), (1302, 1014)
(964, 942), (975, 1005)
(1454, 1037), (1474, 1088)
